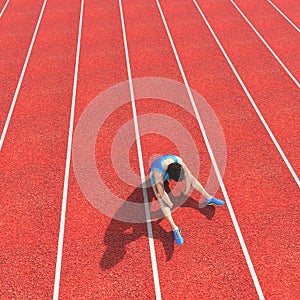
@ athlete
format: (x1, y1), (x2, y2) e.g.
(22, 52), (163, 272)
(150, 154), (224, 245)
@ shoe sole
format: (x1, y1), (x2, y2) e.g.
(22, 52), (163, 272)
(207, 201), (224, 206)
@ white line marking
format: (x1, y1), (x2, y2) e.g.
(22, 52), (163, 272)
(0, 0), (10, 18)
(0, 0), (47, 151)
(267, 0), (300, 33)
(194, 0), (300, 186)
(210, 2), (300, 188)
(231, 0), (300, 89)
(52, 0), (84, 299)
(156, 0), (266, 299)
(119, 1), (162, 299)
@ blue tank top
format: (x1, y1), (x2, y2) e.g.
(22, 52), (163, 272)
(150, 154), (178, 184)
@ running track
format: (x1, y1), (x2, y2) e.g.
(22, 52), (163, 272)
(0, 0), (299, 299)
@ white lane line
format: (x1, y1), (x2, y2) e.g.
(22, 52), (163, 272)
(267, 0), (300, 33)
(156, 0), (266, 299)
(52, 0), (84, 299)
(193, 1), (300, 187)
(0, 0), (48, 151)
(231, 0), (300, 89)
(119, 1), (162, 299)
(0, 0), (10, 18)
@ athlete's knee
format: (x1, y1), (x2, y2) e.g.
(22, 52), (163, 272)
(158, 199), (171, 217)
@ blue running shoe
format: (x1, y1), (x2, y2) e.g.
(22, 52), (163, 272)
(206, 197), (225, 206)
(173, 227), (184, 245)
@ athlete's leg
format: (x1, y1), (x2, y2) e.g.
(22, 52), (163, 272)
(189, 175), (225, 206)
(159, 204), (184, 245)
(189, 175), (212, 199)
(157, 198), (177, 230)
(152, 183), (176, 228)
(152, 185), (184, 245)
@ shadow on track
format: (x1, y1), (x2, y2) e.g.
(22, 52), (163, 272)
(100, 181), (215, 270)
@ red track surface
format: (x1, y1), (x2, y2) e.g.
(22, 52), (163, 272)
(0, 0), (44, 132)
(1, 0), (299, 299)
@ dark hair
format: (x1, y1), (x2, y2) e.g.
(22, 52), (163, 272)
(167, 163), (185, 182)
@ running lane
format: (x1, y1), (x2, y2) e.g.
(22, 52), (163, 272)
(0, 0), (45, 133)
(232, 0), (300, 81)
(57, 0), (156, 299)
(159, 0), (299, 299)
(268, 0), (300, 28)
(198, 0), (300, 175)
(121, 0), (263, 299)
(0, 1), (80, 298)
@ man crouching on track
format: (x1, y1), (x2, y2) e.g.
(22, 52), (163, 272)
(150, 154), (224, 245)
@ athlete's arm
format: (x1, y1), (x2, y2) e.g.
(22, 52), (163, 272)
(177, 157), (192, 195)
(152, 171), (173, 208)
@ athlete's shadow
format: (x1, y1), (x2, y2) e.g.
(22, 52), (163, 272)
(100, 181), (215, 270)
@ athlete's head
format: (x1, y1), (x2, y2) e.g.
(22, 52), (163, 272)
(167, 163), (185, 182)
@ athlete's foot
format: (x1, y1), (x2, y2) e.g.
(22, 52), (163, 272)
(206, 197), (225, 206)
(173, 227), (184, 245)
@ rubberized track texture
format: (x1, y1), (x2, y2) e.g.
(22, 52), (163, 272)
(0, 0), (299, 299)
